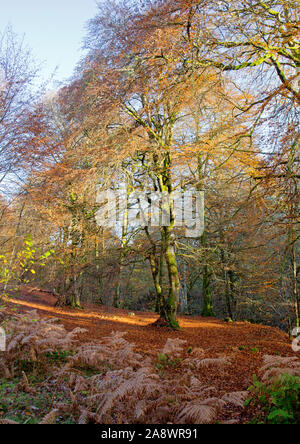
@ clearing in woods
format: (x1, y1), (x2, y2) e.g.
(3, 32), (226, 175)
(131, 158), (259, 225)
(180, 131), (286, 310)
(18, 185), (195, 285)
(5, 286), (294, 396)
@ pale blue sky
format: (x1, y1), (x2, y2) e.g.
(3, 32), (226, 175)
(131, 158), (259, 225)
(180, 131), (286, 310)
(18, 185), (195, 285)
(0, 0), (99, 86)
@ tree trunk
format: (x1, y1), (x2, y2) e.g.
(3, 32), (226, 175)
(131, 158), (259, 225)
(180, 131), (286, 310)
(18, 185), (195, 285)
(292, 241), (299, 327)
(113, 181), (129, 308)
(95, 240), (103, 305)
(150, 148), (181, 329)
(201, 232), (214, 317)
(162, 227), (180, 329)
(180, 262), (188, 314)
(201, 264), (214, 317)
(149, 251), (163, 314)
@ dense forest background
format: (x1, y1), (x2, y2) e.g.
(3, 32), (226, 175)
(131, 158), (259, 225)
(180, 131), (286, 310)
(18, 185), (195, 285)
(0, 0), (299, 331)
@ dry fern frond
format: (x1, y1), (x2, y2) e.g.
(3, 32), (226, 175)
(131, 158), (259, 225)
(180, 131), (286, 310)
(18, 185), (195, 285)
(191, 347), (205, 358)
(201, 397), (226, 410)
(175, 401), (218, 424)
(78, 409), (90, 424)
(72, 331), (143, 371)
(259, 355), (300, 383)
(221, 419), (240, 424)
(180, 376), (217, 401)
(0, 310), (86, 378)
(175, 390), (228, 424)
(162, 338), (187, 357)
(73, 375), (89, 394)
(197, 356), (230, 369)
(0, 419), (19, 424)
(182, 348), (206, 369)
(189, 376), (203, 393)
(17, 371), (35, 394)
(261, 366), (300, 382)
(39, 409), (59, 424)
(2, 366), (12, 379)
(152, 405), (171, 423)
(222, 391), (248, 408)
(134, 400), (148, 421)
(95, 366), (161, 420)
(260, 355), (300, 372)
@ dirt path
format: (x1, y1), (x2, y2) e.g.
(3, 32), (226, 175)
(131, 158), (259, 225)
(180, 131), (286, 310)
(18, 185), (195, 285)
(5, 286), (295, 395)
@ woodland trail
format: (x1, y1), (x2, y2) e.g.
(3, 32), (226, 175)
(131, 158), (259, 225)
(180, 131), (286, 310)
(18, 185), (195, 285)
(5, 286), (296, 398)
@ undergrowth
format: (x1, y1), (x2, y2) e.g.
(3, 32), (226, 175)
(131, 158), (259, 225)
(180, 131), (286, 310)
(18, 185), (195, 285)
(1, 310), (300, 424)
(245, 374), (300, 424)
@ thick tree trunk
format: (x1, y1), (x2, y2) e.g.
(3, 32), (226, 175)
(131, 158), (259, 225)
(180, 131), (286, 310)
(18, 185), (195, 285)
(201, 232), (214, 317)
(113, 272), (121, 308)
(149, 252), (163, 314)
(225, 269), (236, 320)
(221, 248), (236, 320)
(73, 271), (83, 308)
(55, 274), (82, 309)
(225, 269), (233, 320)
(150, 148), (181, 329)
(148, 230), (180, 327)
(201, 264), (214, 317)
(292, 241), (299, 328)
(95, 241), (103, 305)
(162, 227), (180, 329)
(229, 270), (236, 318)
(180, 262), (188, 314)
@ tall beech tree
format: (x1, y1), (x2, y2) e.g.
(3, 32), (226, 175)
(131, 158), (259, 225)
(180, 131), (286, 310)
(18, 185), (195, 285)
(0, 27), (40, 188)
(2, 1), (298, 332)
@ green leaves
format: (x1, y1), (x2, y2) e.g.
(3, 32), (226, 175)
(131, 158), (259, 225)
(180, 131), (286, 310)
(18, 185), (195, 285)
(0, 236), (55, 300)
(267, 409), (293, 423)
(24, 235), (33, 247)
(246, 374), (300, 424)
(40, 250), (54, 260)
(156, 353), (181, 371)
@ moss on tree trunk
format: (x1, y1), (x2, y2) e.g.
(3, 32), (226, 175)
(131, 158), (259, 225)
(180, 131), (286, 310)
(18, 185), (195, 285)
(201, 264), (214, 317)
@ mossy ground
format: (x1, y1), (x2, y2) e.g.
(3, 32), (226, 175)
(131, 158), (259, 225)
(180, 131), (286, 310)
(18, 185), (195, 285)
(0, 344), (116, 424)
(0, 377), (74, 424)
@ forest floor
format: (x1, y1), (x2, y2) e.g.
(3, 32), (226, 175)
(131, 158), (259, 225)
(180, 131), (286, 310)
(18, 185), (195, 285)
(1, 286), (298, 424)
(6, 287), (295, 389)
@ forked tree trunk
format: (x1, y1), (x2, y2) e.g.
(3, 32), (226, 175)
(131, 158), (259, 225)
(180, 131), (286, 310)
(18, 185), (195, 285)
(150, 148), (181, 329)
(160, 227), (180, 329)
(153, 194), (180, 329)
(149, 251), (163, 314)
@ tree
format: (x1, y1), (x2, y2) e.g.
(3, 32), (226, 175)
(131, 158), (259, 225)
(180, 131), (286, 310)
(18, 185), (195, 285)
(2, 0), (297, 334)
(0, 27), (40, 190)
